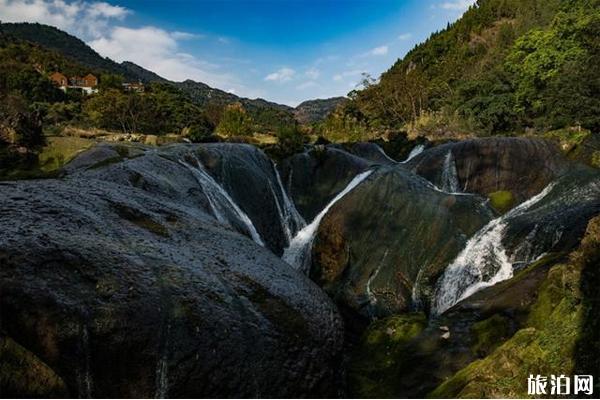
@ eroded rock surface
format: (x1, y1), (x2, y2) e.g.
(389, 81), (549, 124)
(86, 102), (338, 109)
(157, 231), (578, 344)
(0, 143), (343, 398)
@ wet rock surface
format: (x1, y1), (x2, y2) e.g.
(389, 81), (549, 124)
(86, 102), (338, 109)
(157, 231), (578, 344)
(407, 137), (567, 204)
(312, 164), (494, 317)
(280, 146), (372, 221)
(2, 137), (599, 399)
(0, 143), (343, 398)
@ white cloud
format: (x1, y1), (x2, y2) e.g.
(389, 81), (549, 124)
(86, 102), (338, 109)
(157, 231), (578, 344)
(305, 67), (320, 80)
(0, 0), (266, 99)
(296, 81), (317, 90)
(397, 33), (412, 41)
(171, 31), (203, 40)
(439, 0), (476, 11)
(217, 36), (230, 44)
(264, 67), (295, 82)
(0, 0), (129, 38)
(90, 25), (240, 90)
(333, 69), (363, 82)
(370, 45), (388, 56)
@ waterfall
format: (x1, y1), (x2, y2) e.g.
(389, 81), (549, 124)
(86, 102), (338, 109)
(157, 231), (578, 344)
(283, 170), (373, 273)
(402, 144), (425, 163)
(440, 150), (460, 193)
(432, 183), (555, 315)
(271, 165), (306, 244)
(181, 156), (265, 246)
(375, 145), (398, 163)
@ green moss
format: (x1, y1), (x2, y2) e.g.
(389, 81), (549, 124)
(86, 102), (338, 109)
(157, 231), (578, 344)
(428, 245), (591, 398)
(591, 151), (600, 168)
(365, 314), (427, 347)
(488, 190), (515, 213)
(348, 313), (426, 398)
(543, 128), (591, 152)
(470, 314), (511, 357)
(0, 336), (68, 397)
(38, 136), (95, 172)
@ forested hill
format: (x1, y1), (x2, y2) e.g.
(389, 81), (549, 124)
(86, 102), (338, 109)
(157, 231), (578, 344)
(329, 0), (600, 139)
(294, 97), (347, 125)
(0, 22), (146, 82)
(0, 22), (295, 121)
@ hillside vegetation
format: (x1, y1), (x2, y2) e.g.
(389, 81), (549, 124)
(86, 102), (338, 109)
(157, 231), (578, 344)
(0, 25), (307, 176)
(322, 0), (600, 140)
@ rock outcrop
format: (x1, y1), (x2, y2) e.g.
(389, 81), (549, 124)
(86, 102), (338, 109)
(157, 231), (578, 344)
(280, 146), (372, 221)
(0, 143), (343, 398)
(312, 164), (493, 317)
(407, 137), (567, 204)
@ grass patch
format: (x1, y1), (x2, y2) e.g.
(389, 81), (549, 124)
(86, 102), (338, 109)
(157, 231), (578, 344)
(38, 136), (95, 172)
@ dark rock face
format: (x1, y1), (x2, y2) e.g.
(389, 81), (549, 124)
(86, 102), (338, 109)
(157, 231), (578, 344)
(65, 143), (300, 256)
(0, 143), (343, 398)
(280, 146), (372, 221)
(342, 142), (397, 165)
(311, 164), (494, 317)
(310, 140), (600, 320)
(407, 137), (567, 204)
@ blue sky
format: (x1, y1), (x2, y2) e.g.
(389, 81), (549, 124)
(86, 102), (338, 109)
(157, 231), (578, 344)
(0, 0), (476, 105)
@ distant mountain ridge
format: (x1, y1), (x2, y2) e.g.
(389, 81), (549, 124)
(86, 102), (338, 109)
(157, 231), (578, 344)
(1, 22), (338, 123)
(294, 97), (347, 124)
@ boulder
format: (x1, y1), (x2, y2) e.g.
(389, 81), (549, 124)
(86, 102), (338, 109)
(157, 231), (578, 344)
(312, 164), (493, 317)
(280, 146), (372, 221)
(0, 149), (343, 397)
(407, 137), (567, 205)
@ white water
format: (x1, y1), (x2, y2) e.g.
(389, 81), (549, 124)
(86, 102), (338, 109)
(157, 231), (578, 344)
(271, 165), (306, 244)
(402, 144), (425, 163)
(366, 250), (388, 307)
(283, 170), (373, 273)
(181, 156), (265, 246)
(432, 183), (555, 315)
(440, 150), (460, 193)
(374, 145), (398, 164)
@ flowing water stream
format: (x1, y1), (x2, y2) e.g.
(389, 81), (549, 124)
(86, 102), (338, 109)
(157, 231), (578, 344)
(402, 144), (425, 163)
(271, 164), (306, 244)
(432, 183), (555, 315)
(283, 170), (373, 273)
(440, 150), (460, 193)
(181, 155), (265, 246)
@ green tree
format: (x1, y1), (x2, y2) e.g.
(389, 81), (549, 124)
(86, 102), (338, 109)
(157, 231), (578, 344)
(216, 103), (253, 137)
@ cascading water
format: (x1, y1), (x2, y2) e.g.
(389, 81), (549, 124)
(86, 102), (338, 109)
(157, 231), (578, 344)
(180, 155), (265, 246)
(283, 170), (373, 273)
(402, 144), (425, 163)
(271, 164), (306, 244)
(432, 183), (555, 315)
(440, 150), (460, 193)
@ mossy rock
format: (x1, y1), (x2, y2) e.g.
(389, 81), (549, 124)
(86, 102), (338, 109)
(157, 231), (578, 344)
(348, 313), (426, 398)
(488, 190), (515, 213)
(591, 151), (600, 168)
(428, 217), (600, 398)
(470, 314), (511, 357)
(0, 336), (68, 397)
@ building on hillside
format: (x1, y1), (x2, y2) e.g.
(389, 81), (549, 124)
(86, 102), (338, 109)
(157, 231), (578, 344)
(122, 81), (145, 93)
(49, 72), (98, 94)
(49, 72), (68, 87)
